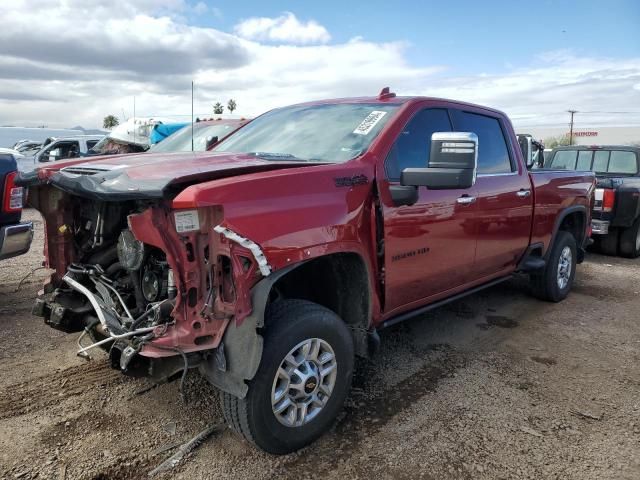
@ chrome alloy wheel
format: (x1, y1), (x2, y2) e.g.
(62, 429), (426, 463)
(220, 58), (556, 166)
(557, 246), (573, 290)
(271, 338), (338, 427)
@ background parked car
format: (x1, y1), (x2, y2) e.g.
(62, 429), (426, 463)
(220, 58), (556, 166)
(18, 135), (106, 172)
(148, 118), (250, 153)
(0, 154), (33, 261)
(545, 145), (640, 257)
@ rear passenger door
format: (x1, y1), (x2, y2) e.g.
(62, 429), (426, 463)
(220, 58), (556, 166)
(450, 109), (533, 280)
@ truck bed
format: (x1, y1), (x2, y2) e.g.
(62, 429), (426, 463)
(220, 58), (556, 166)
(529, 170), (595, 256)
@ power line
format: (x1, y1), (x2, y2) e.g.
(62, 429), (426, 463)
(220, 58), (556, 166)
(577, 111), (640, 114)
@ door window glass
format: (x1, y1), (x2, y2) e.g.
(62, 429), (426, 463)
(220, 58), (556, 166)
(384, 108), (452, 180)
(452, 111), (512, 174)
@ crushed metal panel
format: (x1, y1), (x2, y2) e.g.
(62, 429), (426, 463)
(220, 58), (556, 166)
(213, 225), (272, 276)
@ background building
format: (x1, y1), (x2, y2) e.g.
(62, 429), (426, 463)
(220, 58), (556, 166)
(520, 126), (640, 146)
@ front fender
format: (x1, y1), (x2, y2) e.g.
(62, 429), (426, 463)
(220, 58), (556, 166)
(199, 262), (303, 398)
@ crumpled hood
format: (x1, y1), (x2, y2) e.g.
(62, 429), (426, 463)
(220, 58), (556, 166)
(20, 152), (322, 201)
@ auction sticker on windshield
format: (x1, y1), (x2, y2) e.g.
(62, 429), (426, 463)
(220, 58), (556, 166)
(353, 111), (387, 135)
(174, 210), (200, 233)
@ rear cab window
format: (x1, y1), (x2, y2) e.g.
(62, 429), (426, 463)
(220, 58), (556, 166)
(549, 148), (639, 174)
(608, 151), (638, 174)
(549, 150), (577, 170)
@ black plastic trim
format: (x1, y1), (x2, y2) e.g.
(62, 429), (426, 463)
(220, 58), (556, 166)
(380, 275), (512, 329)
(545, 205), (588, 260)
(516, 242), (545, 272)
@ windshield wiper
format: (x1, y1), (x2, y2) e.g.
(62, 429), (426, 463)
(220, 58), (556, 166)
(247, 152), (307, 161)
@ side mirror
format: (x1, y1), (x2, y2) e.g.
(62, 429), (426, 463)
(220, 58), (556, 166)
(401, 132), (478, 190)
(518, 134), (536, 169)
(390, 132), (478, 207)
(205, 135), (219, 150)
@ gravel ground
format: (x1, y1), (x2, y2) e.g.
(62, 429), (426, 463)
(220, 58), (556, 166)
(1, 209), (639, 479)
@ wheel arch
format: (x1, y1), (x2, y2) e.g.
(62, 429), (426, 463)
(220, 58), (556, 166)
(546, 205), (587, 262)
(201, 251), (374, 398)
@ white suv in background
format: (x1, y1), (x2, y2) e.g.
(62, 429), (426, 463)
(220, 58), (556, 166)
(25, 135), (104, 170)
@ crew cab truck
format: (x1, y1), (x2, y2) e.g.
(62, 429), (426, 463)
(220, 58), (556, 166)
(19, 90), (595, 454)
(0, 154), (33, 260)
(546, 145), (640, 257)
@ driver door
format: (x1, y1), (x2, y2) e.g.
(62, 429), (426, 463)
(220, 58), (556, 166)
(379, 107), (478, 314)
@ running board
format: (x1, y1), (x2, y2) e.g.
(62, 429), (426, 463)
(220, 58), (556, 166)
(380, 276), (512, 330)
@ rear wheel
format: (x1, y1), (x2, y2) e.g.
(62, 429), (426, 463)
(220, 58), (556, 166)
(530, 231), (577, 302)
(221, 300), (354, 454)
(619, 218), (640, 258)
(598, 229), (619, 256)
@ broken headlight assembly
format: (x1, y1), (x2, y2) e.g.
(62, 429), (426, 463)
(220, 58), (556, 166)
(117, 229), (145, 271)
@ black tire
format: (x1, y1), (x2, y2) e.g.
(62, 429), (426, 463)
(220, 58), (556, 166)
(619, 218), (640, 258)
(530, 231), (577, 302)
(598, 229), (619, 256)
(221, 299), (354, 454)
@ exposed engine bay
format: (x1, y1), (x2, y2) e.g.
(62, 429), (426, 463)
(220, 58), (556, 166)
(19, 159), (289, 397)
(27, 179), (269, 397)
(33, 199), (182, 372)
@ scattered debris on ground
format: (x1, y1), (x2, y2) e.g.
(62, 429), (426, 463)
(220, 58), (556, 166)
(1, 210), (639, 479)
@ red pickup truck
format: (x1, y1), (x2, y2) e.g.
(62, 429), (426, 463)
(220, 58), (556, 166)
(20, 90), (595, 454)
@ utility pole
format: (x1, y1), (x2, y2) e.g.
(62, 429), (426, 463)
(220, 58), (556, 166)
(567, 110), (577, 145)
(191, 81), (194, 152)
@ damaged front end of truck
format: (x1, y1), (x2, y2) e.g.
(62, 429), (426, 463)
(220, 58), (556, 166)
(20, 157), (288, 398)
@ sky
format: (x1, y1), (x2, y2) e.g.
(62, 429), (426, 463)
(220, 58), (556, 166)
(1, 0), (639, 130)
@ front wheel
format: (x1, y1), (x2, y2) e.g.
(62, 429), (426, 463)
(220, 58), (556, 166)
(221, 300), (354, 454)
(530, 231), (577, 302)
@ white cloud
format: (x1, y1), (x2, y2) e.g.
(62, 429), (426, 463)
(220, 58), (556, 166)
(192, 1), (208, 15)
(0, 2), (247, 76)
(0, 2), (638, 132)
(234, 12), (330, 45)
(424, 51), (640, 128)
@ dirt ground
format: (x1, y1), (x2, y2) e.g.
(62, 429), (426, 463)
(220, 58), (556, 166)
(1, 209), (639, 480)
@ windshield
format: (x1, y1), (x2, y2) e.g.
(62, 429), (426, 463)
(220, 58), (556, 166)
(548, 149), (639, 174)
(150, 123), (238, 153)
(213, 103), (399, 163)
(89, 136), (146, 155)
(88, 136), (112, 154)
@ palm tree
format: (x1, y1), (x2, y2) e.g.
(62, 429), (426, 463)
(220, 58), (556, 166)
(227, 99), (237, 114)
(213, 102), (224, 114)
(103, 115), (119, 129)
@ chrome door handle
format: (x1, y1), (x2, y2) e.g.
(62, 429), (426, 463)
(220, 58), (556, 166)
(516, 189), (531, 198)
(456, 195), (476, 205)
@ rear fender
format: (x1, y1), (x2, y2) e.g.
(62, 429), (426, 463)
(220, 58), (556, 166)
(546, 205), (588, 261)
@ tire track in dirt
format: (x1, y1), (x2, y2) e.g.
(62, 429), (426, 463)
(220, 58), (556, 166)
(276, 345), (467, 476)
(0, 361), (125, 420)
